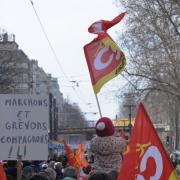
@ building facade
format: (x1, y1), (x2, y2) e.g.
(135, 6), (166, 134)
(0, 32), (63, 141)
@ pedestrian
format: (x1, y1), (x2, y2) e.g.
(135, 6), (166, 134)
(54, 162), (63, 180)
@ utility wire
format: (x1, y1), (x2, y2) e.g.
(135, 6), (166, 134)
(28, 0), (89, 105)
(29, 0), (66, 77)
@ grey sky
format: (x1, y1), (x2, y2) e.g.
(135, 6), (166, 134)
(0, 0), (125, 120)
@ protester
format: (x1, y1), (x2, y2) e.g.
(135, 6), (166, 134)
(49, 161), (56, 169)
(170, 152), (178, 168)
(87, 170), (111, 180)
(27, 173), (49, 180)
(58, 155), (68, 169)
(82, 165), (92, 175)
(44, 167), (57, 180)
(22, 165), (35, 180)
(54, 162), (63, 180)
(41, 163), (48, 170)
(63, 166), (77, 180)
(5, 161), (17, 180)
(90, 117), (126, 173)
(176, 163), (180, 176)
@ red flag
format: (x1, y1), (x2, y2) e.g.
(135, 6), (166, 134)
(88, 12), (125, 34)
(0, 163), (7, 180)
(84, 13), (126, 94)
(119, 130), (126, 140)
(118, 103), (179, 180)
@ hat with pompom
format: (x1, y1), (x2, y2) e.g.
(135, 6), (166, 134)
(95, 117), (115, 137)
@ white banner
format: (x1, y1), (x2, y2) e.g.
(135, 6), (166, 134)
(0, 94), (49, 160)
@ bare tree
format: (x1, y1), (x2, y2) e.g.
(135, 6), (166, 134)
(116, 88), (139, 119)
(115, 0), (180, 148)
(59, 99), (87, 129)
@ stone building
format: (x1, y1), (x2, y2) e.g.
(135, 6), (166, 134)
(0, 34), (30, 94)
(0, 32), (63, 140)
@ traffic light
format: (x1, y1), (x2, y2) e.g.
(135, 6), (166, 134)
(166, 136), (170, 146)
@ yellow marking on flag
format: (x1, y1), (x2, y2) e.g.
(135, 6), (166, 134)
(123, 145), (130, 155)
(93, 56), (125, 94)
(168, 170), (179, 179)
(136, 142), (151, 157)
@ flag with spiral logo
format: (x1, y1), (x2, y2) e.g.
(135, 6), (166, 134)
(84, 13), (126, 94)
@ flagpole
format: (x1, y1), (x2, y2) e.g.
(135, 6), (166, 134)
(94, 93), (102, 118)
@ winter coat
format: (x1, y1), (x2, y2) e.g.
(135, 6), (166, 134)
(90, 136), (126, 172)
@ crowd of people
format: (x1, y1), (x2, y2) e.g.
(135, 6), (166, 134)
(1, 117), (126, 180)
(170, 151), (180, 176)
(2, 154), (119, 180)
(4, 116), (179, 179)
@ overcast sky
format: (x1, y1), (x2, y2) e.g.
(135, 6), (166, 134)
(0, 0), (126, 120)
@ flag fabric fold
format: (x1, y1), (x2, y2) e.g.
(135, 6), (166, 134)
(84, 13), (126, 94)
(118, 103), (179, 180)
(88, 12), (126, 35)
(63, 141), (80, 168)
(75, 142), (89, 168)
(63, 141), (89, 169)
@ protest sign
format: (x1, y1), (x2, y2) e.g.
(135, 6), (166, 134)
(0, 94), (49, 160)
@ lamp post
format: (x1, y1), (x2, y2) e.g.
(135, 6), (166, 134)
(123, 93), (136, 134)
(123, 104), (134, 134)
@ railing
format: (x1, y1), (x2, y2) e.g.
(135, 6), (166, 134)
(58, 121), (128, 135)
(59, 120), (96, 130)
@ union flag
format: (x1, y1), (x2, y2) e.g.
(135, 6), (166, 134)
(118, 103), (178, 180)
(84, 13), (126, 94)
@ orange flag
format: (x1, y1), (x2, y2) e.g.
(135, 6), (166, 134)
(63, 141), (80, 168)
(75, 142), (89, 168)
(0, 163), (7, 180)
(75, 142), (83, 162)
(118, 103), (179, 180)
(63, 141), (89, 169)
(84, 13), (126, 94)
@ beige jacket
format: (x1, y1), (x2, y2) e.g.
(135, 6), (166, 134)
(90, 136), (126, 172)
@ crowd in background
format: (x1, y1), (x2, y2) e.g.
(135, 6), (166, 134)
(3, 155), (67, 180)
(2, 153), (119, 180)
(1, 117), (127, 180)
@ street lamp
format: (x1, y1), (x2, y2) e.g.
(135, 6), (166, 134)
(123, 93), (136, 134)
